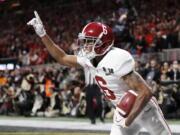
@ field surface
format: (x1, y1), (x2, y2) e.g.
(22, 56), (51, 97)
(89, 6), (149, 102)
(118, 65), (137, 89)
(0, 116), (180, 135)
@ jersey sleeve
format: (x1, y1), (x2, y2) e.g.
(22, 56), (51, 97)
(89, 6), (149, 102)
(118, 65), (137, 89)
(76, 56), (87, 68)
(116, 51), (135, 77)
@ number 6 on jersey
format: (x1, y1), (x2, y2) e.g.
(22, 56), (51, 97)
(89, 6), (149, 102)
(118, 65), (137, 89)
(95, 76), (116, 100)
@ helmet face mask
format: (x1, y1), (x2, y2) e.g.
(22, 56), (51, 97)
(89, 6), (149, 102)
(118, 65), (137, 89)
(75, 22), (114, 59)
(76, 37), (98, 59)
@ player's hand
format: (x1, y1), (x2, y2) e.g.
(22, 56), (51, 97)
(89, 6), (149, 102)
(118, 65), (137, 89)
(114, 109), (127, 128)
(27, 11), (46, 37)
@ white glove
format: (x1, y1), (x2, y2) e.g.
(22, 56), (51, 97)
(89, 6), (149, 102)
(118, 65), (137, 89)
(114, 108), (127, 128)
(27, 11), (46, 37)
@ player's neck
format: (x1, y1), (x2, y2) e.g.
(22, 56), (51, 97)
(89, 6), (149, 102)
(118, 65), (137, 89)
(92, 55), (104, 67)
(95, 55), (104, 62)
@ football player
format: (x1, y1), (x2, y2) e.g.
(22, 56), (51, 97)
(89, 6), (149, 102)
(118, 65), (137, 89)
(27, 11), (171, 135)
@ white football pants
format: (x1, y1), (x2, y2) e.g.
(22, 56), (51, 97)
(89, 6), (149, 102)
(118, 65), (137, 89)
(110, 97), (172, 135)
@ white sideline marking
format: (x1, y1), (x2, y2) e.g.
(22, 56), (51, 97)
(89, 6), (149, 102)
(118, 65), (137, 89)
(0, 119), (179, 133)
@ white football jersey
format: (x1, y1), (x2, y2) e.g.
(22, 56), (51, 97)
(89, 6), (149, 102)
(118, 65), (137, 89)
(77, 47), (135, 106)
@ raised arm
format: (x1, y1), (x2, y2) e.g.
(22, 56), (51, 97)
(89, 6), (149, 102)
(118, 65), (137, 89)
(41, 34), (79, 67)
(27, 11), (80, 67)
(122, 71), (153, 126)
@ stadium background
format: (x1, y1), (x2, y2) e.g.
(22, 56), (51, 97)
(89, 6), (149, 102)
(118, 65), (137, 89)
(0, 0), (179, 134)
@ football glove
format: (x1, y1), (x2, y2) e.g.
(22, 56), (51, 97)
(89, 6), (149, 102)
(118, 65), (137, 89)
(27, 11), (46, 37)
(114, 108), (127, 128)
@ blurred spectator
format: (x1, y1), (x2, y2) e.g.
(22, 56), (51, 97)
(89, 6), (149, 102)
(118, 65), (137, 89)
(167, 60), (180, 81)
(19, 50), (30, 66)
(84, 70), (104, 124)
(161, 62), (170, 74)
(111, 8), (128, 36)
(0, 73), (7, 85)
(134, 59), (145, 77)
(159, 72), (180, 118)
(0, 85), (12, 115)
(31, 86), (43, 116)
(145, 59), (161, 89)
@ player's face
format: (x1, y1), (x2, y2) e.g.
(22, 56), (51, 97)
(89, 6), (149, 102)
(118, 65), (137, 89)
(84, 41), (94, 52)
(75, 37), (97, 59)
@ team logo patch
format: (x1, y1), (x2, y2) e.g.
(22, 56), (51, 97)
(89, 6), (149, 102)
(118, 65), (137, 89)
(102, 67), (114, 75)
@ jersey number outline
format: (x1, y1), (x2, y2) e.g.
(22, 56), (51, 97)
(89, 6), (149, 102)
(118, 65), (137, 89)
(95, 76), (116, 100)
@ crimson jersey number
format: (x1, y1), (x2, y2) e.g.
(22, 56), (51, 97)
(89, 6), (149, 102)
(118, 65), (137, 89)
(95, 76), (116, 100)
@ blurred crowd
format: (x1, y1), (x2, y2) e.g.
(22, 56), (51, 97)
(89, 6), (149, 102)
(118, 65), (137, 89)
(0, 0), (180, 119)
(0, 65), (113, 118)
(0, 66), (86, 117)
(0, 0), (116, 66)
(0, 60), (180, 119)
(135, 59), (180, 119)
(111, 0), (180, 55)
(0, 0), (179, 66)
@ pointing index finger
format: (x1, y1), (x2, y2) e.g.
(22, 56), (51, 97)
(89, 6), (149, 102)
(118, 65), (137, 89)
(34, 11), (42, 24)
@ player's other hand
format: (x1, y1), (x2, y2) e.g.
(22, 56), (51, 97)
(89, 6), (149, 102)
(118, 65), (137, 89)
(27, 11), (46, 37)
(114, 109), (127, 128)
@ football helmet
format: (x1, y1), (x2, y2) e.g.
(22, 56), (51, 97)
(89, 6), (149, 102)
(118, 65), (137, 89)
(76, 22), (115, 59)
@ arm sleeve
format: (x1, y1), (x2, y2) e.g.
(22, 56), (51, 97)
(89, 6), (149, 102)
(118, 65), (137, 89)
(76, 56), (87, 68)
(116, 53), (135, 77)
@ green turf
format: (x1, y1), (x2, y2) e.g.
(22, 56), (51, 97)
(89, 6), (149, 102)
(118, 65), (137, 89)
(168, 119), (180, 124)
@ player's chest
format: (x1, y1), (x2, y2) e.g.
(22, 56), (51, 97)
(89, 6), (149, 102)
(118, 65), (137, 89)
(85, 61), (118, 83)
(86, 64), (128, 100)
(95, 67), (118, 84)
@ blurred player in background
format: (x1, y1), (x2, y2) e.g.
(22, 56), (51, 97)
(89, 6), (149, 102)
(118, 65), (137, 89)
(84, 70), (104, 124)
(27, 11), (171, 135)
